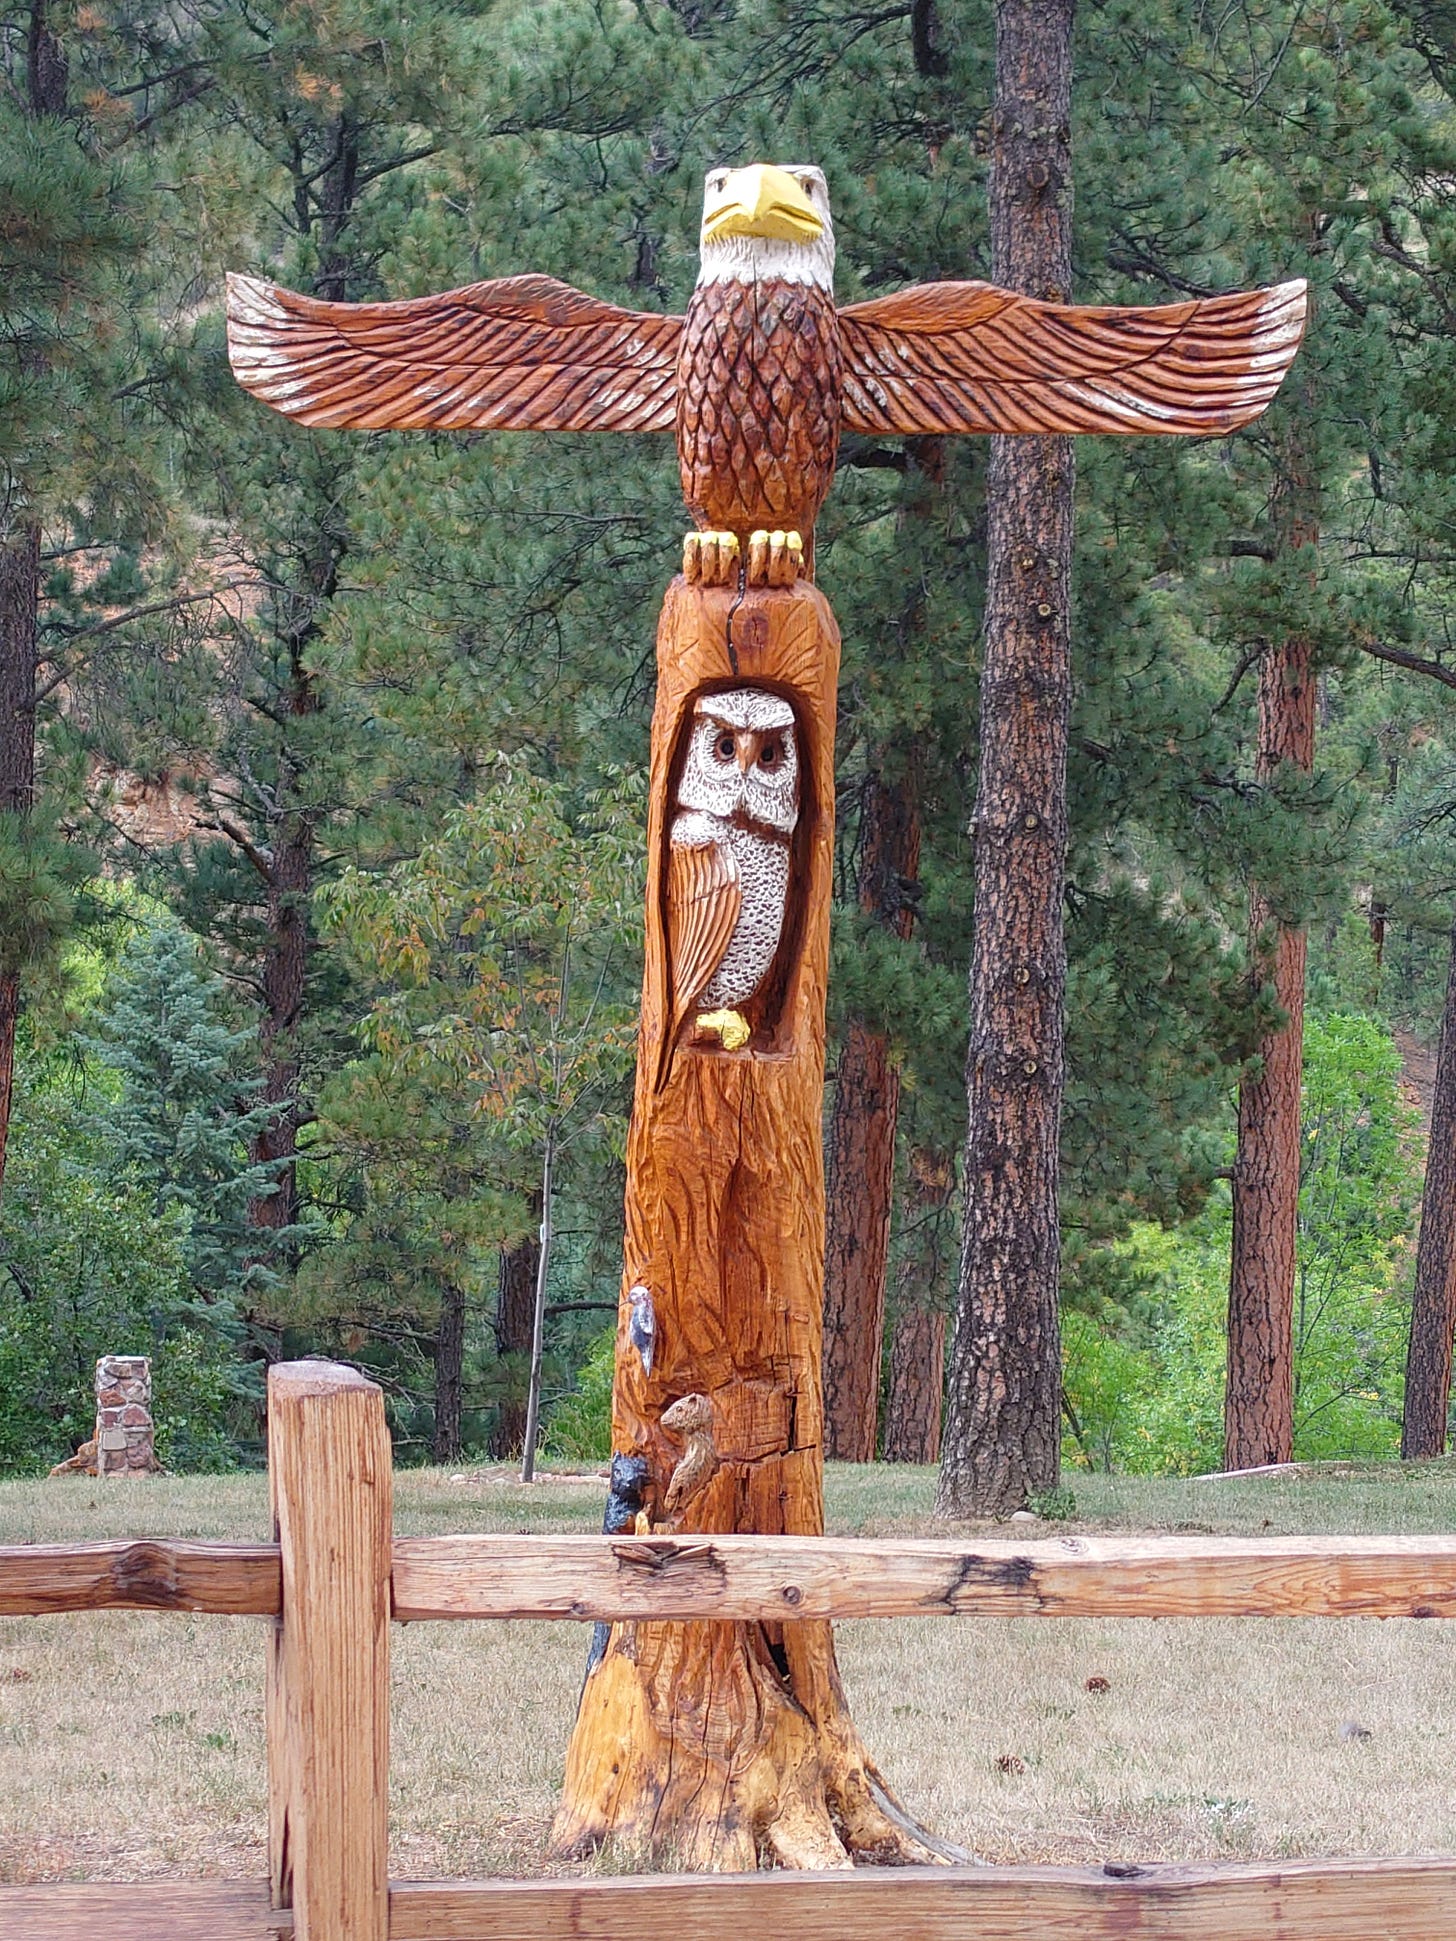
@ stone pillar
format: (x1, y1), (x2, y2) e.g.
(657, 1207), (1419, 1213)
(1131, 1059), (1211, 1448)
(94, 1355), (157, 1477)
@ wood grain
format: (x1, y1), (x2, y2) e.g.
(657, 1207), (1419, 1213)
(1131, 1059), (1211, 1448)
(838, 279), (1308, 437)
(0, 1882), (290, 1938)
(555, 581), (933, 1868)
(392, 1531), (1456, 1622)
(267, 1361), (391, 1941)
(226, 273), (681, 434)
(387, 1860), (1456, 1941)
(0, 1539), (280, 1615)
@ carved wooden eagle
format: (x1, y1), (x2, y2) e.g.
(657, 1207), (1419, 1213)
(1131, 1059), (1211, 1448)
(226, 162), (1306, 585)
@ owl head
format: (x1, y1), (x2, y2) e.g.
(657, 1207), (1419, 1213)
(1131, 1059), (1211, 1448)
(677, 688), (799, 832)
(697, 163), (835, 291)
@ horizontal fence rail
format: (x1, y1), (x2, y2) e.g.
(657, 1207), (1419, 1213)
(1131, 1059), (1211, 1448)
(9, 1531), (1456, 1623)
(0, 1538), (281, 1616)
(5, 1859), (1456, 1941)
(389, 1530), (1456, 1621)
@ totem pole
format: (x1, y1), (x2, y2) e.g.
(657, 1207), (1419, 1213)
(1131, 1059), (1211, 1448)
(227, 162), (1305, 1869)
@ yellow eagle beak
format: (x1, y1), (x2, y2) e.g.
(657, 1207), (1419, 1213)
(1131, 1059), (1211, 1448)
(702, 164), (823, 247)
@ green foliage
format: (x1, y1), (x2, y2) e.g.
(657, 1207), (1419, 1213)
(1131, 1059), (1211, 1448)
(0, 1051), (239, 1474)
(543, 1327), (615, 1465)
(1064, 1013), (1421, 1474)
(85, 921), (288, 1316)
(2, 0), (1452, 1481)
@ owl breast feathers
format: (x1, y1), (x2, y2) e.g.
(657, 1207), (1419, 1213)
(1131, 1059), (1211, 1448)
(661, 689), (799, 1077)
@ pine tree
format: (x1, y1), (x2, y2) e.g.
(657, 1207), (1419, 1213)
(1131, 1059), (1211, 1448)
(0, 2), (159, 1192)
(937, 0), (1076, 1516)
(85, 921), (286, 1309)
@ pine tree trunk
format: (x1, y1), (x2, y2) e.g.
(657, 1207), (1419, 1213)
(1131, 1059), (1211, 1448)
(823, 1021), (898, 1460)
(554, 579), (935, 1870)
(1402, 911), (1456, 1458)
(1226, 412), (1319, 1471)
(884, 1146), (954, 1464)
(491, 1211), (540, 1458)
(247, 540), (330, 1250)
(822, 770), (920, 1461)
(886, 1304), (945, 1463)
(0, 519), (40, 1201)
(432, 1280), (466, 1463)
(248, 811), (313, 1241)
(936, 0), (1074, 1518)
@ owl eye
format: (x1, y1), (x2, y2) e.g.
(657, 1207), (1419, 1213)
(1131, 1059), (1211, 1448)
(758, 741), (781, 768)
(715, 732), (736, 760)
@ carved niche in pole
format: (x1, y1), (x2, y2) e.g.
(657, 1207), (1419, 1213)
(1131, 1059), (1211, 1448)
(226, 162), (1305, 1867)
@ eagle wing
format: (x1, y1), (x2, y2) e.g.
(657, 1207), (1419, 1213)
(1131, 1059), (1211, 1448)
(225, 272), (682, 433)
(658, 830), (742, 1090)
(837, 278), (1306, 438)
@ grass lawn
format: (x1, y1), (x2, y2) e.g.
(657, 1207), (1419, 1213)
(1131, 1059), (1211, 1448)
(2, 1460), (1455, 1882)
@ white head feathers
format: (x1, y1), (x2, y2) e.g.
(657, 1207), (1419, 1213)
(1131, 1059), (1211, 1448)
(697, 164), (836, 292)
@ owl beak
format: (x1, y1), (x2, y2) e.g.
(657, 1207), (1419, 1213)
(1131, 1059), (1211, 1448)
(703, 165), (822, 246)
(734, 732), (757, 773)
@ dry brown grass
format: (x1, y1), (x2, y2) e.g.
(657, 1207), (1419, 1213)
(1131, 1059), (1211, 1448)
(4, 1461), (1456, 1881)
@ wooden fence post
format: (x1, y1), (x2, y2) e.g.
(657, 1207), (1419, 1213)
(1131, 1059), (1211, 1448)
(267, 1360), (392, 1941)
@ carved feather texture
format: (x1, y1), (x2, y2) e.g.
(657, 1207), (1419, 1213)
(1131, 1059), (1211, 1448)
(663, 824), (743, 1079)
(225, 272), (682, 433)
(677, 277), (842, 534)
(838, 278), (1308, 438)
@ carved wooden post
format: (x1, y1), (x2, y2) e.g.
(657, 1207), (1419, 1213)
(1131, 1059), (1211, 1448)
(225, 154), (1305, 1875)
(266, 1360), (391, 1941)
(552, 579), (923, 1868)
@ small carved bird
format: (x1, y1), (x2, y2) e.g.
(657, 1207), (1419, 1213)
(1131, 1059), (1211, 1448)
(661, 686), (799, 1080)
(626, 1283), (656, 1378)
(225, 163), (1306, 586)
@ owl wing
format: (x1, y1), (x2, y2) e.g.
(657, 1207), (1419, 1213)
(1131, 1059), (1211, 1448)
(658, 831), (742, 1090)
(837, 278), (1306, 437)
(226, 272), (682, 433)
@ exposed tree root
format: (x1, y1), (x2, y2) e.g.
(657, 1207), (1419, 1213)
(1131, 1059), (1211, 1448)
(553, 1616), (948, 1871)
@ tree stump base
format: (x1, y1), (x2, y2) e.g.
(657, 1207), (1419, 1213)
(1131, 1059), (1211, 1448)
(555, 1616), (933, 1869)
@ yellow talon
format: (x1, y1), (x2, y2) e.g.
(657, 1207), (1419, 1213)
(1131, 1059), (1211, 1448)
(696, 1008), (751, 1050)
(683, 530), (741, 586)
(747, 528), (803, 586)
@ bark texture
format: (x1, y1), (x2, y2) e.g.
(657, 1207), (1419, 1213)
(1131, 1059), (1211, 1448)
(491, 1215), (540, 1458)
(432, 1280), (466, 1463)
(246, 531), (336, 1250)
(0, 520), (40, 1201)
(884, 1146), (954, 1464)
(822, 771), (921, 1461)
(1226, 414), (1319, 1471)
(1402, 913), (1456, 1458)
(555, 580), (933, 1871)
(936, 0), (1075, 1518)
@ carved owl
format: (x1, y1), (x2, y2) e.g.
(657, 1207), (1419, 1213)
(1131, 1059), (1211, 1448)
(661, 687), (799, 1081)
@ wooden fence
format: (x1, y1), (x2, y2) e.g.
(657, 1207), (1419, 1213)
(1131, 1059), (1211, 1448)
(3, 1358), (1455, 1940)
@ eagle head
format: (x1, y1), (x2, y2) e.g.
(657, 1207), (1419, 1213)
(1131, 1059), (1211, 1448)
(697, 162), (835, 292)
